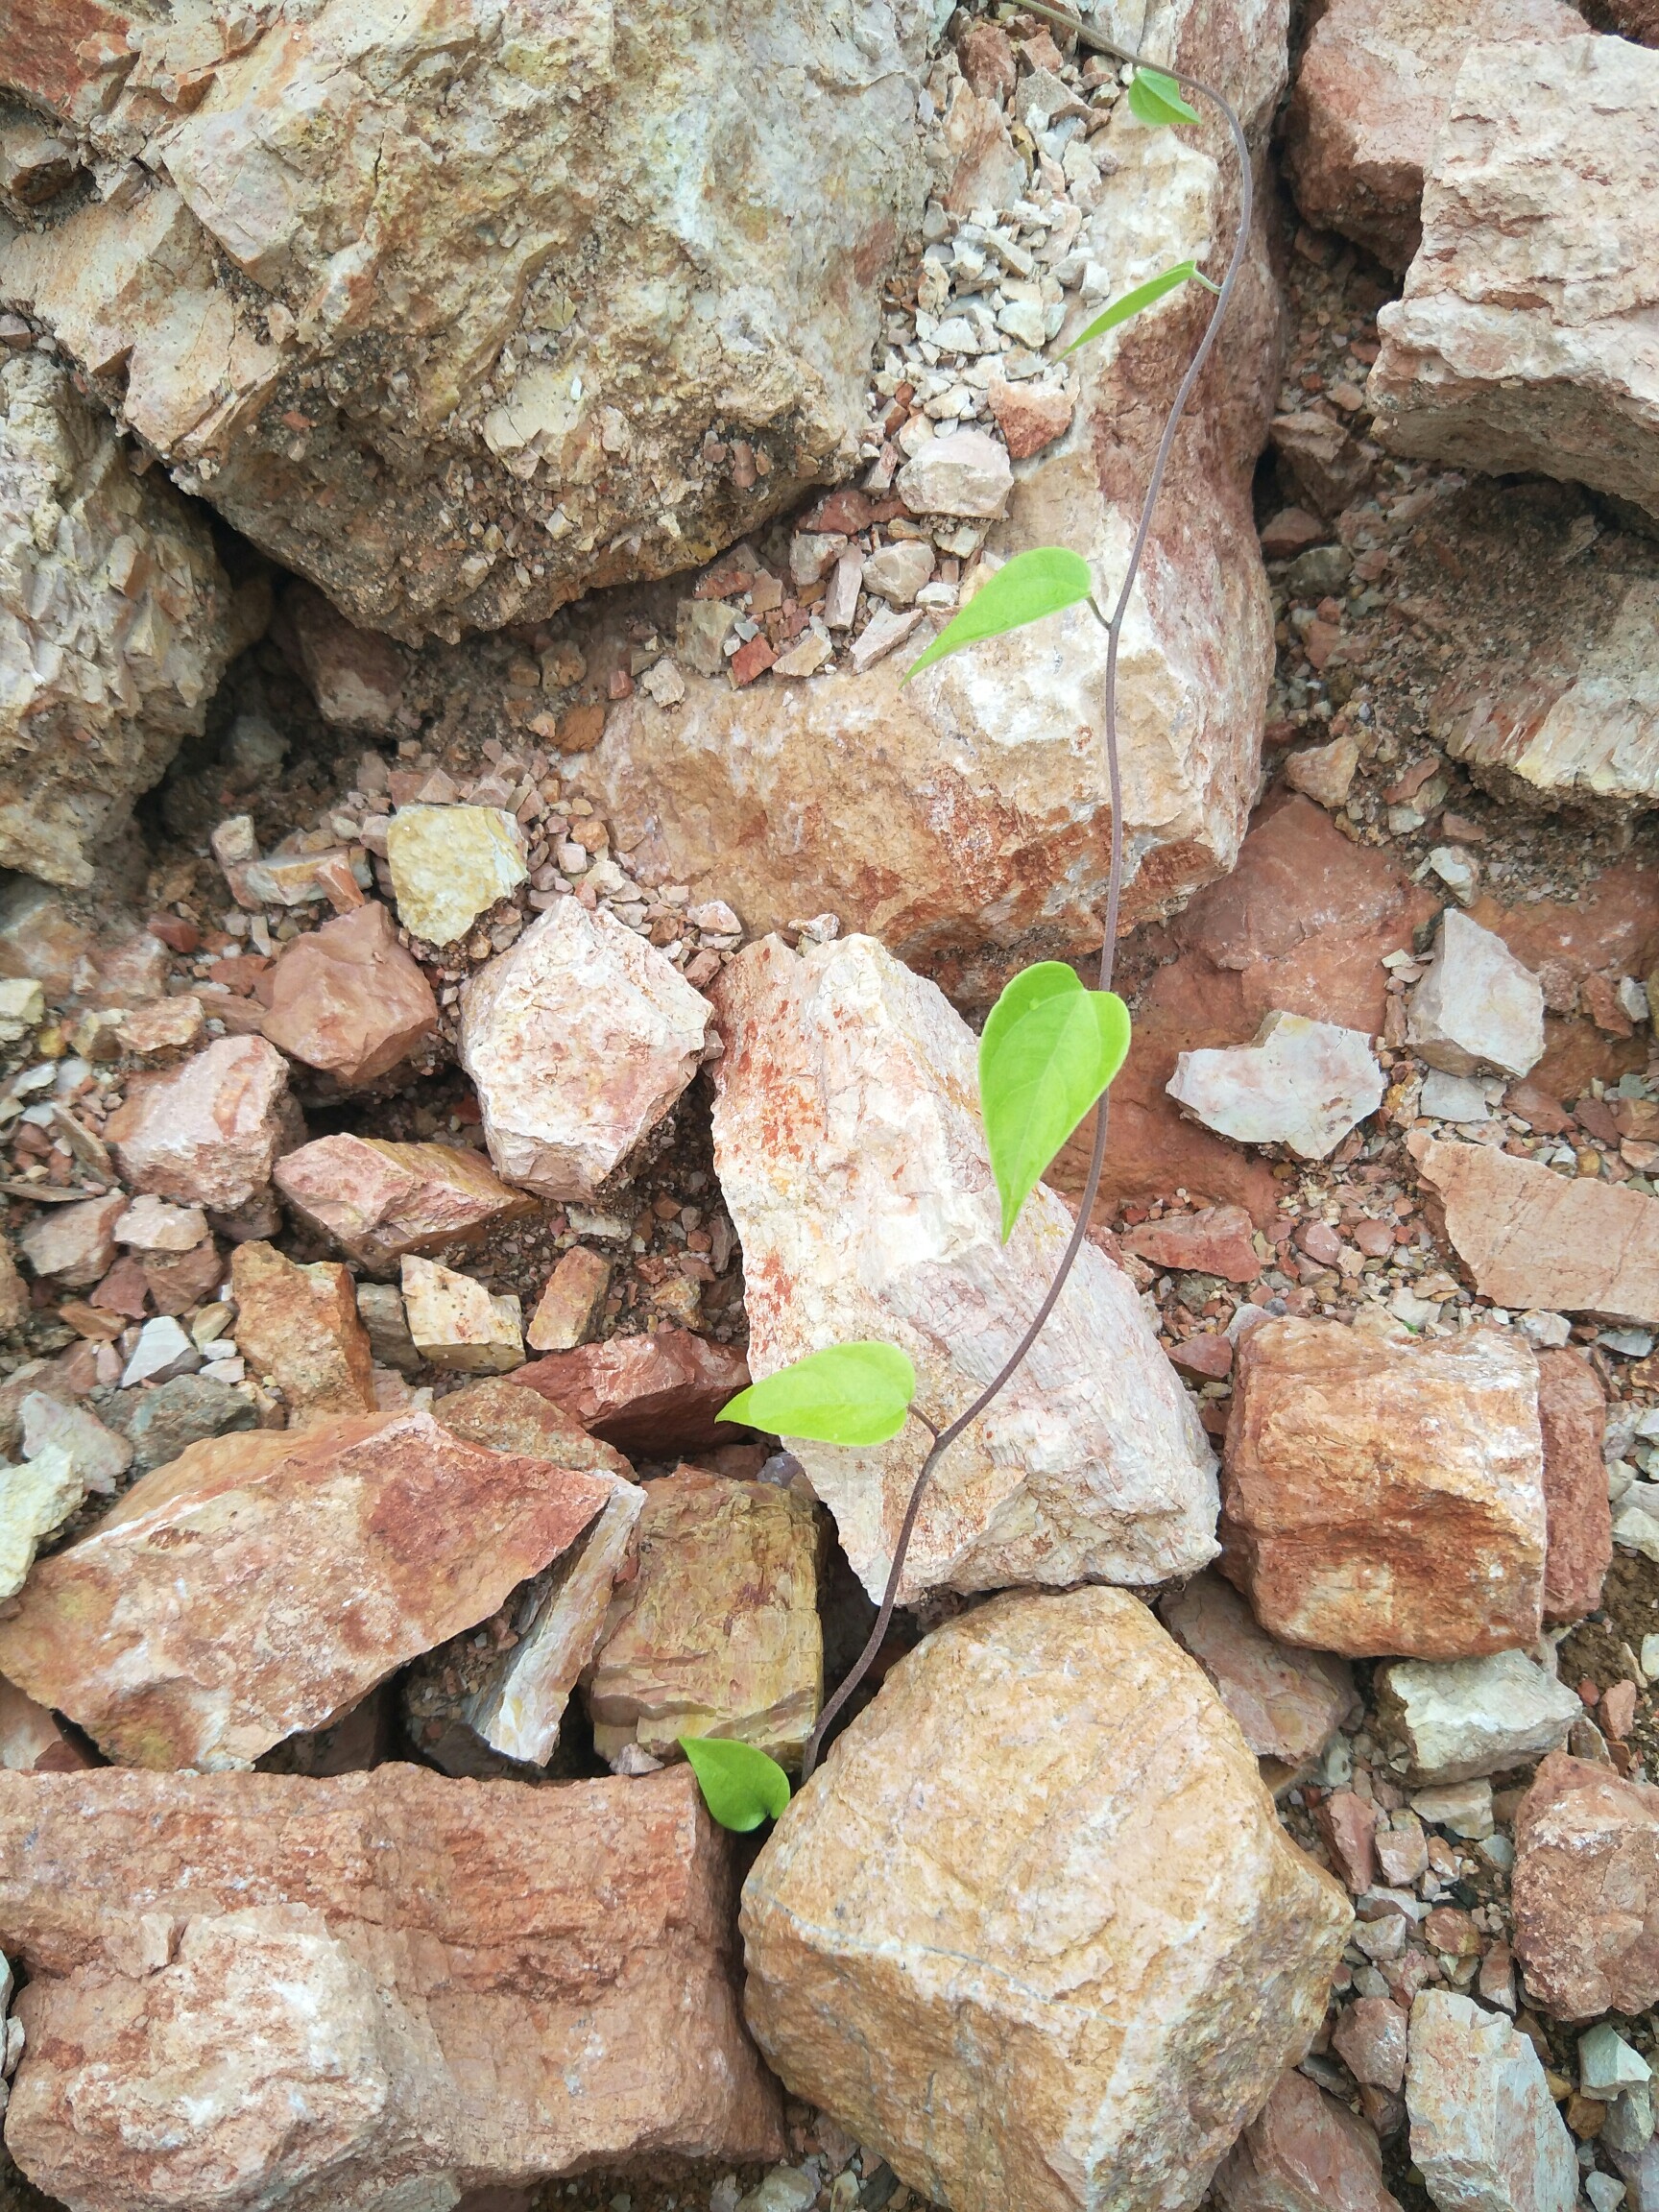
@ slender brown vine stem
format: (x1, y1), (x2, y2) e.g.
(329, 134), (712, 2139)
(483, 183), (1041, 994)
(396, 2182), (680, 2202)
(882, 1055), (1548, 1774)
(799, 24), (1253, 1784)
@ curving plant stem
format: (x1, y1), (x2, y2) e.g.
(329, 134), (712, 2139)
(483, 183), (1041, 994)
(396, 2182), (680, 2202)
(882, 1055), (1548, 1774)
(799, 22), (1254, 1783)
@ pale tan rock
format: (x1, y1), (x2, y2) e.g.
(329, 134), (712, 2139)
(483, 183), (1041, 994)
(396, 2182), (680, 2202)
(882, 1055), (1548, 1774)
(385, 805), (527, 947)
(0, 1409), (612, 1769)
(0, 1675), (91, 1773)
(1221, 1318), (1547, 1659)
(1411, 1134), (1659, 1323)
(741, 1588), (1352, 2212)
(710, 935), (1218, 1603)
(286, 580), (405, 732)
(400, 1255), (522, 1374)
(513, 1328), (751, 1455)
(275, 1133), (534, 1272)
(260, 902), (439, 1087)
(0, 1763), (784, 2208)
(0, 352), (235, 887)
(107, 1035), (301, 1215)
(0, 1447), (84, 1602)
(1214, 2065), (1402, 2212)
(1284, 733), (1360, 810)
(1368, 38), (1659, 525)
(17, 1192), (125, 1287)
(229, 1240), (377, 1424)
(589, 1466), (821, 1771)
(460, 899), (710, 1202)
(1407, 909), (1545, 1079)
(1160, 1570), (1359, 1790)
(0, 1240), (26, 1334)
(527, 1245), (613, 1353)
(114, 995), (207, 1062)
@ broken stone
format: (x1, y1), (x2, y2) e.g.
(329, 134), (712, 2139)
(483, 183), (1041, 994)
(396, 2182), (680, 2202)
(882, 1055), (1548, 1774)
(527, 1245), (613, 1354)
(107, 1036), (300, 1216)
(0, 1408), (613, 1770)
(354, 1283), (421, 1378)
(115, 1372), (258, 1472)
(0, 1675), (91, 1773)
(893, 426), (1013, 518)
(460, 898), (710, 1202)
(741, 1588), (1352, 2212)
(229, 1240), (376, 1424)
(0, 1447), (83, 1601)
(987, 375), (1074, 460)
(400, 1255), (523, 1375)
(1407, 910), (1545, 1079)
(17, 1193), (125, 1287)
(1419, 1070), (1489, 1122)
(1222, 1318), (1547, 1658)
(19, 1392), (129, 1497)
(513, 1328), (750, 1456)
(1118, 1204), (1262, 1283)
(1378, 1650), (1580, 1783)
(274, 1133), (534, 1273)
(0, 1764), (783, 2208)
(118, 1314), (201, 1388)
(1168, 1011), (1384, 1161)
(861, 541), (934, 608)
(385, 805), (527, 947)
(1159, 1570), (1359, 1790)
(589, 1465), (821, 1771)
(1414, 1779), (1496, 1839)
(1406, 1990), (1577, 2212)
(113, 1195), (208, 1254)
(260, 901), (439, 1088)
(1214, 2065), (1401, 2212)
(1537, 1348), (1611, 1624)
(1334, 1999), (1410, 2095)
(1512, 1752), (1659, 2020)
(432, 1374), (631, 1479)
(711, 935), (1217, 1602)
(1583, 2028), (1652, 2102)
(285, 580), (405, 731)
(1284, 733), (1360, 811)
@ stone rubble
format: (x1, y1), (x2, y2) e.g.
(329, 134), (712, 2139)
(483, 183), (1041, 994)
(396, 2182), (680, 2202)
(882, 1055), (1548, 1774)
(274, 1132), (535, 1272)
(399, 1254), (524, 1375)
(107, 1034), (301, 1218)
(258, 900), (439, 1088)
(514, 1327), (751, 1457)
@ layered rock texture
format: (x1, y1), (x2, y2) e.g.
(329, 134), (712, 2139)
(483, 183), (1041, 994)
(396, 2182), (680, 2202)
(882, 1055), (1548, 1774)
(741, 1589), (1351, 2212)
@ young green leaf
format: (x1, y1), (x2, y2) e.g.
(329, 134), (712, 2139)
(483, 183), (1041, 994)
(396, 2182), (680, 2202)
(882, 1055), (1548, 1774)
(979, 963), (1132, 1242)
(718, 1339), (917, 1446)
(681, 1737), (792, 1832)
(903, 546), (1093, 684)
(1063, 260), (1198, 357)
(1128, 67), (1200, 127)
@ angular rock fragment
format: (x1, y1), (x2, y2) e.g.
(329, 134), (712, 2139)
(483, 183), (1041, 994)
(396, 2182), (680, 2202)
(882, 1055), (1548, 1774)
(1222, 1318), (1546, 1658)
(19, 1392), (129, 1496)
(17, 1193), (125, 1287)
(514, 1328), (750, 1455)
(385, 805), (527, 947)
(229, 1240), (376, 1424)
(1512, 1752), (1659, 2019)
(461, 899), (710, 1202)
(0, 1448), (83, 1602)
(1377, 1650), (1580, 1783)
(1406, 1990), (1577, 2212)
(1538, 1348), (1611, 1623)
(1168, 1012), (1384, 1161)
(1118, 1204), (1262, 1283)
(114, 1195), (208, 1254)
(0, 1410), (613, 1770)
(260, 901), (438, 1088)
(1411, 1134), (1659, 1322)
(286, 581), (405, 732)
(432, 1374), (631, 1477)
(528, 1245), (613, 1352)
(589, 1466), (821, 1770)
(1160, 1571), (1359, 1791)
(114, 1372), (258, 1472)
(1407, 910), (1545, 1079)
(893, 427), (1013, 517)
(107, 1036), (301, 1215)
(1334, 1998), (1409, 2095)
(711, 935), (1217, 1602)
(116, 996), (207, 1062)
(0, 1676), (91, 1774)
(741, 1589), (1351, 2212)
(1214, 2065), (1401, 2212)
(0, 1764), (783, 2209)
(275, 1133), (534, 1271)
(400, 1255), (523, 1374)
(1368, 38), (1659, 526)
(355, 1283), (421, 1377)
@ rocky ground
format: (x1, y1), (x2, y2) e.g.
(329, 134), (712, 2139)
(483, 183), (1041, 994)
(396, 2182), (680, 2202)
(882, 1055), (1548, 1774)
(0, 0), (1657, 2209)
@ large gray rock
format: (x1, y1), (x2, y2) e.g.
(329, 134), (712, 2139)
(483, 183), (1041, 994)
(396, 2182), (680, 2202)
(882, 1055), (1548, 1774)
(1407, 1990), (1577, 2212)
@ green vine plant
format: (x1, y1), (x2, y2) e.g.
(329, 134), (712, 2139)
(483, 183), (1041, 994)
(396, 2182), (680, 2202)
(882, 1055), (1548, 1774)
(681, 4), (1253, 1834)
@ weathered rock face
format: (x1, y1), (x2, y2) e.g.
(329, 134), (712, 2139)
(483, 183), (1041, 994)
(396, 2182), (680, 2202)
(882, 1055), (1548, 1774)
(1221, 1318), (1547, 1659)
(1537, 1349), (1611, 1624)
(1214, 2065), (1401, 2212)
(513, 1328), (751, 1455)
(0, 1764), (784, 2207)
(460, 899), (710, 1202)
(260, 902), (439, 1089)
(1512, 1752), (1659, 2020)
(0, 1409), (613, 1770)
(1406, 1990), (1578, 2212)
(741, 1589), (1351, 2212)
(711, 935), (1218, 1604)
(0, 0), (930, 642)
(108, 1035), (301, 1216)
(589, 1466), (822, 1770)
(1367, 37), (1659, 526)
(1160, 1570), (1359, 1791)
(1282, 0), (1583, 270)
(274, 1133), (534, 1272)
(0, 351), (237, 888)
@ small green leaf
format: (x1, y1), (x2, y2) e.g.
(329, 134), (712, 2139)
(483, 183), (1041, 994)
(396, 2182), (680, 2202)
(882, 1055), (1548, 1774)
(1063, 260), (1199, 357)
(979, 963), (1132, 1241)
(681, 1737), (793, 1832)
(718, 1340), (917, 1446)
(903, 547), (1093, 684)
(1127, 67), (1200, 126)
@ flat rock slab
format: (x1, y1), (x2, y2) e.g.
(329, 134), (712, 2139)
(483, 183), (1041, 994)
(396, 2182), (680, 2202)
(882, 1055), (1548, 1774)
(1407, 909), (1545, 1079)
(0, 1409), (614, 1770)
(1167, 1010), (1384, 1161)
(1411, 1134), (1659, 1323)
(0, 1764), (784, 2211)
(741, 1588), (1351, 2212)
(512, 1328), (750, 1456)
(275, 1133), (535, 1272)
(1407, 1989), (1577, 2212)
(1222, 1317), (1546, 1658)
(1512, 1751), (1659, 2019)
(711, 934), (1218, 1603)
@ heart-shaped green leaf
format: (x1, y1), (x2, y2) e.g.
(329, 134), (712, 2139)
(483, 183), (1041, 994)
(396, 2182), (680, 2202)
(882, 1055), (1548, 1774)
(979, 962), (1132, 1241)
(718, 1340), (917, 1446)
(681, 1737), (793, 1832)
(903, 547), (1093, 685)
(1064, 261), (1198, 357)
(1128, 67), (1200, 126)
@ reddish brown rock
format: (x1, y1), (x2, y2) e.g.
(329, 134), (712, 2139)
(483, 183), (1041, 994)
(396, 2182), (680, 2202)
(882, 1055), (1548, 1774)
(260, 901), (438, 1088)
(987, 377), (1074, 460)
(0, 1763), (783, 2208)
(1333, 1997), (1409, 2093)
(1214, 2065), (1401, 2212)
(0, 1409), (613, 1771)
(1119, 1204), (1262, 1283)
(1512, 1752), (1659, 2021)
(274, 1132), (535, 1272)
(141, 1237), (224, 1317)
(1160, 1571), (1358, 1790)
(0, 1676), (91, 1773)
(107, 1036), (301, 1215)
(1467, 863), (1659, 1097)
(432, 1375), (631, 1478)
(1317, 1790), (1380, 1892)
(17, 1193), (125, 1287)
(1222, 1318), (1547, 1659)
(513, 1328), (750, 1455)
(1536, 1349), (1611, 1626)
(228, 1239), (376, 1424)
(285, 579), (407, 732)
